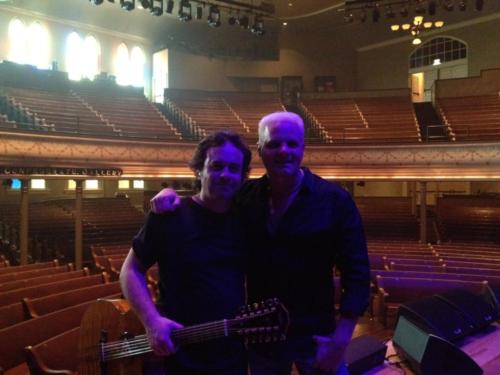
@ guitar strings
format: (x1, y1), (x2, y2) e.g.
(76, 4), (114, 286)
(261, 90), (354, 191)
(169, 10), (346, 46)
(101, 322), (229, 359)
(101, 325), (265, 361)
(98, 315), (279, 362)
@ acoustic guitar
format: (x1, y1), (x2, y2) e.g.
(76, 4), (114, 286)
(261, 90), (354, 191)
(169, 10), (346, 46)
(77, 298), (289, 375)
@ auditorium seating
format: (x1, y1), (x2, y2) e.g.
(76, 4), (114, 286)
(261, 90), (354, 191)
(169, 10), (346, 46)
(0, 260), (59, 276)
(24, 327), (80, 375)
(23, 281), (121, 318)
(300, 96), (421, 144)
(0, 264), (75, 293)
(222, 92), (284, 140)
(437, 94), (500, 141)
(2, 86), (117, 137)
(0, 197), (143, 265)
(164, 89), (284, 142)
(0, 300), (99, 372)
(436, 195), (500, 243)
(73, 84), (181, 140)
(356, 198), (420, 240)
(0, 271), (104, 308)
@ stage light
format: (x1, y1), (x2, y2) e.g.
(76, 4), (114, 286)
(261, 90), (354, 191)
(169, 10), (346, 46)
(208, 5), (221, 27)
(120, 0), (134, 11)
(150, 0), (163, 15)
(178, 0), (192, 21)
(390, 24), (400, 31)
(166, 0), (174, 14)
(412, 38), (422, 45)
(434, 20), (444, 28)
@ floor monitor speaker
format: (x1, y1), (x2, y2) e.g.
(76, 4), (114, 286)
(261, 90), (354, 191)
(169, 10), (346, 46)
(393, 315), (483, 375)
(398, 295), (474, 342)
(436, 289), (497, 330)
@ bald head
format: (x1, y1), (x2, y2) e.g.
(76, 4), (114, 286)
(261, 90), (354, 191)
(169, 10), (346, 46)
(258, 111), (305, 148)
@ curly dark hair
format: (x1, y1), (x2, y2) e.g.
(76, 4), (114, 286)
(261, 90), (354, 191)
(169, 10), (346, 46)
(189, 131), (252, 186)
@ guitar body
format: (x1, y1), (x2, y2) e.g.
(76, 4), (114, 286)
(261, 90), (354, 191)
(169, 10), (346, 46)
(78, 299), (145, 375)
(77, 297), (289, 375)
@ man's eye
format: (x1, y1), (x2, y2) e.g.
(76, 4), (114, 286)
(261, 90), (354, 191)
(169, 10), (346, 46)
(229, 165), (241, 173)
(266, 141), (280, 149)
(210, 163), (224, 170)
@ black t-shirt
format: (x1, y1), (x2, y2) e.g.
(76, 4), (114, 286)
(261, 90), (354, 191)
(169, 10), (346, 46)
(132, 198), (247, 370)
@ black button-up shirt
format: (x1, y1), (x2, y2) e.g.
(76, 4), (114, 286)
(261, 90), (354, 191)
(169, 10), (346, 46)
(237, 168), (370, 336)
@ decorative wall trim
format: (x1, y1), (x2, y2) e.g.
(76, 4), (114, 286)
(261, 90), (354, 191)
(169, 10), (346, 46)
(0, 131), (499, 180)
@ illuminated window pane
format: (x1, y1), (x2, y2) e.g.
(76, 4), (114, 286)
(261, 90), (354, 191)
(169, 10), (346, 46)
(67, 180), (76, 190)
(85, 180), (99, 190)
(66, 32), (83, 81)
(27, 22), (50, 69)
(83, 36), (100, 80)
(11, 179), (21, 190)
(31, 179), (46, 189)
(153, 49), (168, 103)
(130, 46), (145, 87)
(133, 180), (144, 189)
(116, 43), (130, 86)
(118, 180), (130, 189)
(8, 18), (27, 64)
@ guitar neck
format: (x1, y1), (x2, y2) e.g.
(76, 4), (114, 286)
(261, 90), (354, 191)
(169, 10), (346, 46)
(102, 319), (230, 362)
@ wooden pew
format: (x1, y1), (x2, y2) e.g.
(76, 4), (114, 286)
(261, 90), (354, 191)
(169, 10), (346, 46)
(0, 260), (58, 276)
(0, 266), (84, 294)
(0, 301), (96, 372)
(24, 327), (80, 375)
(23, 282), (122, 318)
(0, 271), (106, 308)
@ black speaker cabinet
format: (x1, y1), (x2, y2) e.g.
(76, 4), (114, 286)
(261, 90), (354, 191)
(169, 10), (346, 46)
(398, 295), (475, 342)
(345, 335), (387, 375)
(393, 315), (483, 375)
(436, 289), (497, 330)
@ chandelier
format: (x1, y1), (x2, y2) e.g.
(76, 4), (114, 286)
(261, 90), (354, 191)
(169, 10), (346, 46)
(390, 15), (444, 45)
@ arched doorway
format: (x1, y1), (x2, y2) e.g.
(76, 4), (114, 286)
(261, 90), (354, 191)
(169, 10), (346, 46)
(409, 36), (468, 103)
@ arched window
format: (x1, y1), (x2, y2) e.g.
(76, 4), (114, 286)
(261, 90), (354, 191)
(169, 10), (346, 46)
(66, 32), (83, 80)
(8, 18), (28, 64)
(410, 37), (467, 69)
(82, 35), (100, 80)
(27, 22), (50, 69)
(130, 46), (145, 87)
(115, 43), (130, 86)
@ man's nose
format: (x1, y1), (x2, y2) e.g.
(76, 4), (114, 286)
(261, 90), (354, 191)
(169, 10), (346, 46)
(278, 143), (289, 153)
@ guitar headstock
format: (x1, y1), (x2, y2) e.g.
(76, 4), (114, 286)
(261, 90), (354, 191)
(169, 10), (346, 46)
(230, 298), (289, 344)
